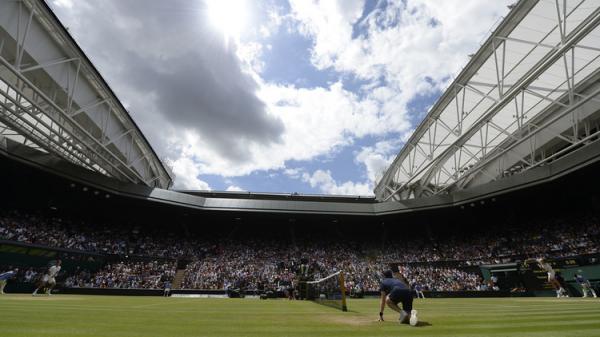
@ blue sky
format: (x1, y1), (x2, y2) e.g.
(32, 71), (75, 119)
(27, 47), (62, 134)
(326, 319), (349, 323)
(49, 0), (512, 195)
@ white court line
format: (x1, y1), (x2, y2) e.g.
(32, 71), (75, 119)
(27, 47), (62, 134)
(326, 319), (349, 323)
(132, 301), (185, 308)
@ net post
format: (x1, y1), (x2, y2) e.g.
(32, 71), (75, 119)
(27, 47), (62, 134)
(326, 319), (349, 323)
(306, 271), (348, 311)
(338, 271), (348, 312)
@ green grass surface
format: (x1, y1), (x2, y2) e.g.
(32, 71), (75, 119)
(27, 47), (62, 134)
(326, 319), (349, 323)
(1, 295), (600, 336)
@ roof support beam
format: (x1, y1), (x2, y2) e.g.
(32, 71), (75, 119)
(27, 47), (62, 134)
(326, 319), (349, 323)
(0, 0), (173, 189)
(380, 5), (600, 201)
(436, 83), (600, 195)
(69, 98), (109, 118)
(20, 57), (80, 73)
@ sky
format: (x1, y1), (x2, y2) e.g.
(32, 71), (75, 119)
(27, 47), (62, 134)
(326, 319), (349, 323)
(48, 0), (513, 195)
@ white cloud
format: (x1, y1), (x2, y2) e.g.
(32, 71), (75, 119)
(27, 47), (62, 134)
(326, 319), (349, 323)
(170, 157), (211, 190)
(289, 0), (365, 70)
(282, 137), (400, 194)
(288, 0), (512, 113)
(226, 185), (245, 192)
(259, 5), (289, 38)
(283, 168), (303, 179)
(355, 139), (403, 186)
(302, 169), (372, 196)
(52, 0), (73, 9)
(167, 80), (411, 178)
(237, 41), (266, 74)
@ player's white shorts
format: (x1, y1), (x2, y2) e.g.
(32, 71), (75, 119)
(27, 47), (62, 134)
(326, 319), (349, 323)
(547, 271), (555, 282)
(42, 275), (56, 285)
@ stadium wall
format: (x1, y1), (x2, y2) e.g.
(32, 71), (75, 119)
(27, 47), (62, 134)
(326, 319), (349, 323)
(562, 264), (600, 296)
(0, 240), (105, 272)
(3, 134), (600, 216)
(479, 255), (600, 297)
(0, 284), (532, 298)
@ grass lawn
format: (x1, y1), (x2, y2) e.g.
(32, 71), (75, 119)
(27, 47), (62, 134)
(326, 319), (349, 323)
(1, 295), (599, 336)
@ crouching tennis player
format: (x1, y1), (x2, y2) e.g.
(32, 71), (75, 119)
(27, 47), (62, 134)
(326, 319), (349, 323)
(378, 269), (418, 326)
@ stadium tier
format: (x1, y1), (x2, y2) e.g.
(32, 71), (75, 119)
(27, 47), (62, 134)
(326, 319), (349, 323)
(1, 166), (600, 296)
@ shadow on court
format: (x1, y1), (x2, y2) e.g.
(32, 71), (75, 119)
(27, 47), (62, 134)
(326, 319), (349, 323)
(414, 321), (432, 327)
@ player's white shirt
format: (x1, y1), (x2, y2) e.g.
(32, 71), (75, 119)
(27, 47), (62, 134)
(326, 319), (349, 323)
(539, 262), (553, 272)
(42, 265), (60, 284)
(539, 262), (555, 280)
(48, 265), (61, 278)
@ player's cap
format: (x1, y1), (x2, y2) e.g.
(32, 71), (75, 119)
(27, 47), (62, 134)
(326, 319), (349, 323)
(382, 270), (393, 278)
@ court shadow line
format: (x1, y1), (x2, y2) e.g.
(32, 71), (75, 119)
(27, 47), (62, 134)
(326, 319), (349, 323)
(414, 321), (432, 327)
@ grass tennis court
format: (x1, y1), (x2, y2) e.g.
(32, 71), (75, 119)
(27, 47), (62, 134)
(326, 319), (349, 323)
(1, 295), (599, 337)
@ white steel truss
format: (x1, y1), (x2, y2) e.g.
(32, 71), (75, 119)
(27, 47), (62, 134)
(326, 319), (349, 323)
(375, 0), (600, 201)
(0, 0), (173, 189)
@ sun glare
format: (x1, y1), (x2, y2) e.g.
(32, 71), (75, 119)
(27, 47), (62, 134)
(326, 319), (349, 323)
(206, 0), (248, 43)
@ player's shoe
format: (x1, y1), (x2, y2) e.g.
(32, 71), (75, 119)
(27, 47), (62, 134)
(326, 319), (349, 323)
(399, 310), (409, 324)
(409, 310), (418, 326)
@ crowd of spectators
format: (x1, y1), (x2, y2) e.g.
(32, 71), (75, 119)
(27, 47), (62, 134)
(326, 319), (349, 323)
(182, 240), (296, 291)
(2, 209), (599, 292)
(398, 265), (484, 291)
(379, 217), (600, 265)
(0, 211), (211, 258)
(64, 260), (175, 289)
(181, 240), (381, 291)
(3, 211), (598, 267)
(0, 212), (128, 254)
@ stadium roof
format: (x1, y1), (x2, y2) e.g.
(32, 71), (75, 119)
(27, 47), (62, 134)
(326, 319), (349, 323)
(376, 0), (600, 201)
(0, 0), (173, 189)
